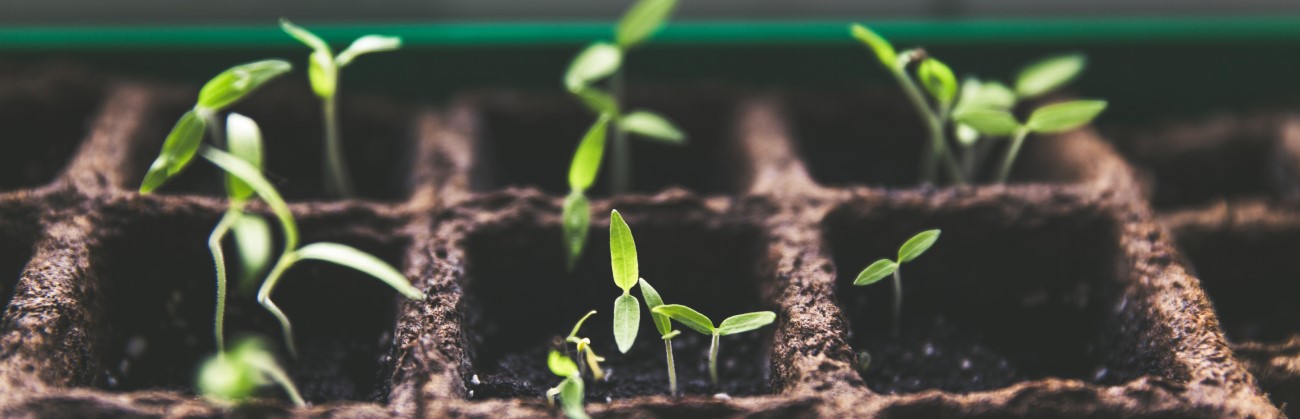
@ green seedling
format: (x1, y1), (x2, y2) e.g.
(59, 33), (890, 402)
(546, 349), (589, 419)
(954, 99), (1107, 183)
(198, 336), (304, 407)
(562, 116), (610, 271)
(563, 310), (607, 381)
(639, 278), (682, 396)
(854, 229), (941, 337)
(281, 18), (402, 198)
(564, 0), (687, 195)
(650, 304), (775, 386)
(608, 209), (641, 354)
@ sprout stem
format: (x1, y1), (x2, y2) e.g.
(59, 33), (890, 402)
(997, 127), (1032, 184)
(208, 207), (241, 352)
(891, 268), (903, 338)
(664, 338), (677, 396)
(322, 95), (355, 198)
(248, 353), (306, 407)
(891, 66), (965, 186)
(609, 68), (630, 195)
(708, 333), (720, 387)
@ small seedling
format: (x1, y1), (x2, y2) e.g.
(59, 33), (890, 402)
(546, 349), (589, 419)
(854, 229), (940, 337)
(562, 310), (607, 381)
(197, 336), (304, 407)
(562, 116), (610, 271)
(281, 18), (402, 198)
(638, 278), (682, 395)
(608, 209), (641, 354)
(650, 304), (775, 386)
(954, 99), (1107, 183)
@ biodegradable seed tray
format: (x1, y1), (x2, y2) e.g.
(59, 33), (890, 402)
(0, 66), (1285, 418)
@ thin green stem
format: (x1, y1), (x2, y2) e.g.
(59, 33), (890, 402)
(609, 68), (630, 195)
(664, 338), (677, 397)
(891, 267), (902, 338)
(891, 68), (965, 186)
(997, 127), (1032, 184)
(208, 207), (241, 352)
(257, 254), (300, 357)
(200, 109), (224, 149)
(248, 354), (306, 407)
(322, 94), (355, 198)
(708, 333), (720, 387)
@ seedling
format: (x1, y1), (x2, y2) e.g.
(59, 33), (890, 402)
(639, 277), (682, 395)
(563, 116), (610, 271)
(608, 209), (641, 354)
(854, 229), (940, 337)
(281, 18), (402, 198)
(562, 310), (607, 381)
(546, 349), (589, 419)
(197, 336), (304, 407)
(955, 99), (1107, 183)
(650, 304), (775, 386)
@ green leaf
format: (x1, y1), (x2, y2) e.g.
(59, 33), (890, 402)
(558, 377), (588, 419)
(898, 229), (941, 263)
(140, 109), (207, 194)
(652, 304), (714, 335)
(201, 147), (298, 253)
(619, 110), (685, 144)
(1016, 53), (1086, 98)
(196, 60), (292, 111)
(573, 87), (620, 116)
(197, 347), (260, 403)
(224, 113), (264, 201)
(569, 116), (609, 191)
(613, 294), (640, 353)
(853, 259), (897, 286)
(850, 24), (896, 67)
(336, 35), (401, 67)
(232, 213), (272, 289)
(308, 50), (338, 98)
(955, 124), (980, 147)
(293, 242), (424, 300)
(548, 349), (580, 377)
(638, 278), (671, 336)
(956, 78), (1016, 112)
(609, 210), (638, 292)
(953, 108), (1021, 137)
(564, 43), (623, 92)
(279, 18), (330, 53)
(1026, 100), (1107, 134)
(918, 58), (957, 104)
(717, 311), (776, 336)
(562, 192), (591, 272)
(616, 0), (678, 49)
(568, 310), (597, 339)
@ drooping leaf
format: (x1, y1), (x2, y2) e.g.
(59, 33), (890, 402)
(854, 259), (898, 286)
(558, 377), (588, 419)
(638, 278), (671, 336)
(717, 311), (776, 336)
(953, 108), (1021, 137)
(140, 109), (207, 194)
(613, 294), (640, 353)
(616, 0), (678, 49)
(1025, 100), (1107, 134)
(562, 192), (591, 272)
(293, 242), (424, 300)
(564, 43), (623, 92)
(200, 147), (298, 253)
(279, 18), (331, 53)
(619, 110), (686, 144)
(196, 60), (292, 111)
(568, 310), (598, 339)
(307, 50), (338, 98)
(1016, 53), (1086, 99)
(850, 24), (896, 67)
(573, 87), (620, 116)
(548, 349), (580, 377)
(652, 304), (714, 335)
(337, 35), (401, 67)
(224, 113), (264, 201)
(898, 229), (941, 263)
(569, 116), (609, 191)
(918, 58), (957, 104)
(232, 213), (272, 290)
(609, 210), (638, 292)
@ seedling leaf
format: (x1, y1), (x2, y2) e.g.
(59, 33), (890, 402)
(548, 349), (580, 377)
(613, 294), (640, 353)
(854, 259), (897, 286)
(200, 147), (297, 253)
(898, 229), (941, 262)
(956, 78), (1016, 112)
(717, 311), (776, 336)
(293, 242), (424, 300)
(565, 43), (623, 92)
(573, 87), (619, 115)
(279, 18), (330, 53)
(308, 50), (338, 98)
(569, 116), (610, 191)
(562, 192), (591, 272)
(224, 113), (264, 201)
(1026, 100), (1107, 134)
(198, 337), (304, 407)
(850, 24), (896, 67)
(197, 60), (292, 111)
(232, 214), (272, 288)
(918, 58), (957, 104)
(558, 377), (588, 419)
(337, 35), (401, 67)
(652, 304), (714, 335)
(569, 310), (598, 339)
(609, 210), (638, 292)
(140, 109), (206, 193)
(638, 278), (671, 335)
(1016, 53), (1086, 98)
(620, 110), (686, 144)
(616, 0), (678, 48)
(953, 108), (1020, 137)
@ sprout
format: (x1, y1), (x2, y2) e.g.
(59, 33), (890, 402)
(197, 337), (304, 407)
(562, 310), (607, 381)
(545, 349), (589, 419)
(854, 229), (941, 337)
(639, 278), (682, 396)
(650, 304), (775, 387)
(280, 18), (402, 198)
(608, 209), (641, 354)
(955, 100), (1107, 183)
(562, 116), (610, 271)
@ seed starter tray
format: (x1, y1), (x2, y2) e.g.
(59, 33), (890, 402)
(0, 66), (1284, 417)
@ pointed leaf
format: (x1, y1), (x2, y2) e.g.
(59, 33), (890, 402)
(1016, 53), (1086, 98)
(279, 18), (330, 53)
(850, 24), (896, 67)
(918, 58), (957, 104)
(568, 310), (597, 339)
(293, 242), (424, 300)
(197, 60), (292, 111)
(616, 0), (678, 48)
(200, 147), (298, 248)
(558, 377), (588, 419)
(1026, 100), (1107, 134)
(337, 35), (401, 67)
(652, 304), (714, 335)
(620, 110), (685, 144)
(548, 349), (580, 377)
(638, 278), (671, 336)
(898, 229), (941, 263)
(609, 210), (638, 292)
(569, 116), (609, 191)
(953, 108), (1020, 137)
(562, 192), (591, 272)
(231, 213), (272, 289)
(573, 87), (619, 115)
(613, 294), (640, 353)
(308, 50), (338, 98)
(565, 43), (622, 92)
(717, 311), (776, 336)
(141, 109), (206, 193)
(854, 259), (897, 286)
(224, 113), (264, 201)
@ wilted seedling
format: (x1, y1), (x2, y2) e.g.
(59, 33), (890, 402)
(650, 304), (775, 387)
(562, 310), (607, 381)
(281, 18), (402, 198)
(608, 210), (642, 354)
(198, 337), (304, 407)
(954, 99), (1107, 183)
(854, 229), (941, 337)
(639, 278), (682, 395)
(546, 349), (589, 419)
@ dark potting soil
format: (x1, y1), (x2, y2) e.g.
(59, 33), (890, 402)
(0, 63), (105, 192)
(1174, 224), (1300, 344)
(0, 223), (35, 316)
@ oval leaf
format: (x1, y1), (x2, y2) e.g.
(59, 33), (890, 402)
(1016, 53), (1086, 99)
(140, 109), (207, 194)
(548, 349), (580, 377)
(609, 210), (638, 292)
(573, 87), (619, 116)
(956, 77), (1016, 113)
(1026, 100), (1107, 134)
(565, 43), (623, 92)
(854, 259), (897, 286)
(279, 18), (330, 53)
(918, 58), (957, 104)
(224, 113), (264, 201)
(337, 35), (401, 67)
(232, 213), (272, 290)
(898, 229), (941, 263)
(569, 115), (609, 191)
(558, 377), (588, 419)
(308, 50), (338, 98)
(620, 110), (686, 144)
(638, 278), (671, 336)
(562, 192), (591, 272)
(613, 294), (640, 354)
(850, 24), (896, 67)
(651, 304), (714, 335)
(294, 242), (424, 300)
(953, 108), (1020, 137)
(197, 60), (292, 111)
(616, 0), (678, 49)
(717, 311), (776, 336)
